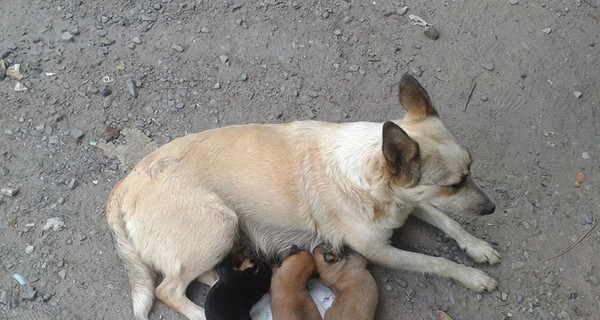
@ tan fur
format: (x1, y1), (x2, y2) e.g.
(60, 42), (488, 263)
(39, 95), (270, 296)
(270, 250), (322, 320)
(314, 245), (378, 320)
(106, 74), (500, 320)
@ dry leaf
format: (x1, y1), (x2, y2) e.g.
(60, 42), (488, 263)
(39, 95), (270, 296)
(439, 310), (454, 320)
(574, 172), (586, 188)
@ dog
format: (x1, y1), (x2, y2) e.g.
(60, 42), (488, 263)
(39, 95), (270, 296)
(313, 245), (377, 320)
(204, 252), (271, 320)
(106, 74), (501, 320)
(269, 245), (322, 320)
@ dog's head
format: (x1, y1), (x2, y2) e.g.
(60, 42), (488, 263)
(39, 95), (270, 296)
(382, 74), (495, 216)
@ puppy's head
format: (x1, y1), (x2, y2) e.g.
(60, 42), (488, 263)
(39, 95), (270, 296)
(313, 244), (368, 287)
(273, 244), (316, 279)
(382, 74), (495, 216)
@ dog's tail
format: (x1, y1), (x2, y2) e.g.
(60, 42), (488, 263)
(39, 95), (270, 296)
(106, 182), (156, 320)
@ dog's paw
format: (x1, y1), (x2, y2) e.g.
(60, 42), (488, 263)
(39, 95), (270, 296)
(463, 239), (501, 265)
(460, 267), (498, 293)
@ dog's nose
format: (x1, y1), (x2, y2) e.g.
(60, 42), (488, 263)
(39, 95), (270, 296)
(481, 202), (496, 215)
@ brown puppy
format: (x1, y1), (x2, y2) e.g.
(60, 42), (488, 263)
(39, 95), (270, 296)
(270, 245), (322, 320)
(313, 245), (378, 320)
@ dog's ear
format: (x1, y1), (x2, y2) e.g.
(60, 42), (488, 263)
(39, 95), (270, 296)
(399, 74), (437, 119)
(382, 122), (420, 184)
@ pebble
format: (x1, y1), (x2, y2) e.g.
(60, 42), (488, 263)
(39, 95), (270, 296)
(582, 152), (590, 159)
(97, 29), (108, 37)
(21, 289), (36, 300)
(333, 29), (342, 36)
(220, 55), (229, 64)
(126, 78), (137, 97)
(240, 73), (248, 81)
(68, 178), (79, 190)
(424, 26), (440, 40)
(0, 49), (11, 59)
(482, 63), (495, 71)
(171, 43), (185, 52)
(43, 217), (65, 231)
(542, 28), (552, 34)
(87, 85), (99, 93)
(573, 91), (582, 98)
(99, 86), (112, 97)
(175, 102), (185, 109)
(133, 36), (142, 44)
(70, 128), (84, 140)
(1, 187), (19, 197)
(348, 65), (360, 72)
(214, 82), (221, 89)
(510, 0), (519, 4)
(307, 90), (319, 98)
(179, 88), (187, 98)
(501, 292), (508, 301)
(70, 26), (80, 35)
(200, 27), (210, 33)
(590, 275), (599, 286)
(58, 270), (67, 280)
(25, 245), (34, 254)
(476, 294), (482, 301)
(397, 6), (409, 15)
(60, 32), (73, 42)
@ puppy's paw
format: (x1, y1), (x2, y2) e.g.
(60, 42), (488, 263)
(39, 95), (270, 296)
(460, 268), (498, 292)
(463, 239), (501, 265)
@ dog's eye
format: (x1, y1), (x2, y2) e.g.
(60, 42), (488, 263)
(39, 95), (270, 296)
(449, 175), (467, 190)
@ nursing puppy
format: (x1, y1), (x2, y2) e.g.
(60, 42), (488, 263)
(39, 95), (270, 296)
(270, 245), (322, 320)
(106, 74), (501, 320)
(204, 253), (271, 320)
(313, 245), (377, 320)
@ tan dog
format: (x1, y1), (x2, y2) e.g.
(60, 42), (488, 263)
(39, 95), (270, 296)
(106, 74), (501, 320)
(313, 245), (377, 320)
(270, 245), (322, 320)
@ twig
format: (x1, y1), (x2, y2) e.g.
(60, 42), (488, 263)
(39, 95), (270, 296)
(541, 219), (599, 262)
(463, 81), (476, 112)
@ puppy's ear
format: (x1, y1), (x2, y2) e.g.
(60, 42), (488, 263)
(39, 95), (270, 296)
(382, 122), (420, 184)
(399, 74), (437, 119)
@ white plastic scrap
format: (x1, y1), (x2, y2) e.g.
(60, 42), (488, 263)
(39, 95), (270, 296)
(14, 82), (27, 91)
(409, 14), (431, 27)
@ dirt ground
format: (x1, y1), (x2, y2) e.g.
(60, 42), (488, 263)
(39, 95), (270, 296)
(1, 1), (599, 319)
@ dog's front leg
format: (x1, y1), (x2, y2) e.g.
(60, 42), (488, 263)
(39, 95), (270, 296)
(350, 239), (498, 292)
(412, 203), (501, 265)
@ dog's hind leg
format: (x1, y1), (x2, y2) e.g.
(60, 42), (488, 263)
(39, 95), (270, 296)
(195, 270), (218, 286)
(413, 203), (501, 265)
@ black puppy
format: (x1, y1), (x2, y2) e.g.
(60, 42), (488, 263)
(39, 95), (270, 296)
(204, 253), (272, 320)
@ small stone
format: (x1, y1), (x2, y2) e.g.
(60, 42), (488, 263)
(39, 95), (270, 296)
(97, 29), (108, 37)
(0, 49), (11, 59)
(61, 32), (74, 42)
(200, 27), (210, 33)
(214, 82), (221, 89)
(517, 295), (524, 303)
(510, 0), (519, 4)
(542, 28), (552, 34)
(25, 245), (34, 254)
(57, 196), (65, 205)
(240, 73), (248, 81)
(43, 217), (65, 231)
(70, 26), (80, 35)
(307, 91), (319, 98)
(424, 26), (440, 40)
(582, 152), (590, 159)
(1, 187), (19, 197)
(501, 292), (508, 301)
(482, 63), (495, 71)
(590, 275), (599, 286)
(544, 273), (558, 286)
(126, 78), (137, 97)
(175, 102), (185, 109)
(99, 86), (112, 97)
(133, 36), (142, 44)
(220, 55), (229, 64)
(68, 178), (79, 190)
(87, 85), (98, 93)
(21, 289), (36, 300)
(348, 65), (360, 72)
(171, 43), (184, 52)
(153, 3), (161, 10)
(334, 29), (342, 36)
(397, 6), (409, 16)
(573, 91), (582, 98)
(70, 128), (84, 140)
(58, 270), (67, 280)
(476, 294), (482, 301)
